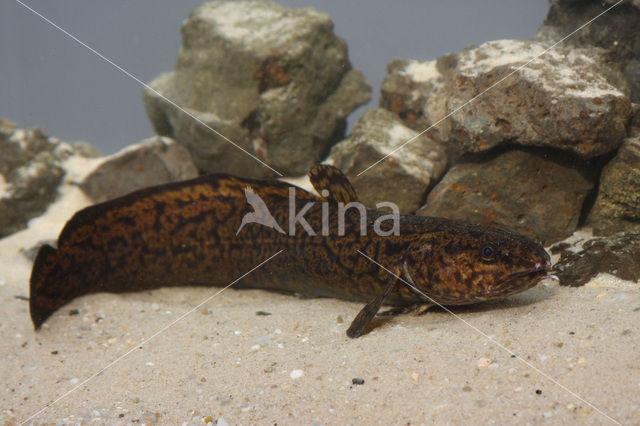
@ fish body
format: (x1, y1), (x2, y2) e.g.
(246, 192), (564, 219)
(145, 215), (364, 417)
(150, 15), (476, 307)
(30, 166), (550, 337)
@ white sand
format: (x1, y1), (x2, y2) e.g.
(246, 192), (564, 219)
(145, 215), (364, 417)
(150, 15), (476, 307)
(2, 168), (639, 425)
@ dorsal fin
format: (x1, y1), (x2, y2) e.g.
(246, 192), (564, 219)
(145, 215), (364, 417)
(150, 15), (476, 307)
(308, 165), (359, 204)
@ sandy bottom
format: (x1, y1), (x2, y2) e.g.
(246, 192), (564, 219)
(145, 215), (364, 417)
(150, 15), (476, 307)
(1, 166), (639, 425)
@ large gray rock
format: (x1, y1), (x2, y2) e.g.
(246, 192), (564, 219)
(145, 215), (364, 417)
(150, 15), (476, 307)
(587, 132), (640, 235)
(381, 40), (632, 159)
(417, 148), (594, 244)
(0, 121), (81, 238)
(327, 109), (447, 214)
(80, 136), (199, 203)
(143, 1), (370, 178)
(534, 0), (640, 102)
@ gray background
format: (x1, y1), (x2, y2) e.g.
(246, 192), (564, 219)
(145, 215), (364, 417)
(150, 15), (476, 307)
(1, 1), (549, 155)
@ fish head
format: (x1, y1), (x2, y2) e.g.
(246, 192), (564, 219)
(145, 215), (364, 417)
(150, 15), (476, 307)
(404, 221), (551, 305)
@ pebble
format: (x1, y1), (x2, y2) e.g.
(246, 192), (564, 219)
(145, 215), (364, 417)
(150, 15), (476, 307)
(217, 394), (232, 404)
(290, 369), (304, 379)
(477, 358), (492, 368)
(151, 303), (159, 310)
(255, 311), (271, 316)
(352, 378), (365, 385)
(250, 344), (261, 351)
(256, 335), (271, 346)
(536, 389), (542, 395)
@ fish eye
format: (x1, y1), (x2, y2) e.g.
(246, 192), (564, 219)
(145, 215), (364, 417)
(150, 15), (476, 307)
(480, 245), (496, 262)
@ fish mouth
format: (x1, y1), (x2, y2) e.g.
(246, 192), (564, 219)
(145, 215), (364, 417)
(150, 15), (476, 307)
(486, 260), (552, 295)
(513, 258), (552, 280)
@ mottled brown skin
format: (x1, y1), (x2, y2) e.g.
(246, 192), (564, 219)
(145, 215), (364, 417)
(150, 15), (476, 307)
(30, 166), (550, 336)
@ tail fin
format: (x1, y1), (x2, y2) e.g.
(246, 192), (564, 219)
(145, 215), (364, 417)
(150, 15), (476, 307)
(29, 244), (68, 329)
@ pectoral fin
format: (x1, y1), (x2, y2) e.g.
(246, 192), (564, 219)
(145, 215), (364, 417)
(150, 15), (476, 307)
(346, 267), (400, 338)
(308, 165), (359, 204)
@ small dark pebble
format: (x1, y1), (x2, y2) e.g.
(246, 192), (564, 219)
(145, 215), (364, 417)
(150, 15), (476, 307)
(510, 354), (516, 358)
(51, 351), (58, 355)
(634, 307), (640, 312)
(535, 389), (542, 395)
(352, 378), (365, 385)
(69, 309), (80, 316)
(255, 311), (271, 316)
(95, 317), (104, 323)
(119, 413), (125, 418)
(14, 295), (29, 301)
(569, 331), (575, 335)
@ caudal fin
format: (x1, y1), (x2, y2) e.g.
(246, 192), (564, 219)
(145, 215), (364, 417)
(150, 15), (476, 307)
(29, 244), (69, 329)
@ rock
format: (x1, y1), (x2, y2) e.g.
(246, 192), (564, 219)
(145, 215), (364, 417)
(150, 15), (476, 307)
(380, 40), (632, 159)
(327, 109), (447, 213)
(143, 1), (370, 178)
(0, 117), (17, 133)
(551, 226), (640, 286)
(80, 136), (199, 203)
(533, 0), (640, 102)
(587, 133), (640, 235)
(71, 141), (102, 159)
(417, 148), (594, 244)
(380, 58), (445, 133)
(0, 123), (80, 238)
